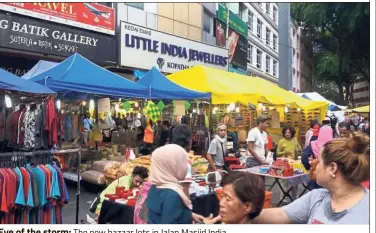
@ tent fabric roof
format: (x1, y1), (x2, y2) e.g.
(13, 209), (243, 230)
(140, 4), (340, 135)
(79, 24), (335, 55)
(0, 68), (55, 94)
(349, 105), (369, 113)
(22, 60), (58, 79)
(299, 92), (346, 111)
(168, 66), (328, 119)
(26, 53), (148, 98)
(137, 67), (210, 100)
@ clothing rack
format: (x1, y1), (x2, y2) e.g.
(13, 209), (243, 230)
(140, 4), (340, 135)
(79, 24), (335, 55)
(0, 148), (82, 224)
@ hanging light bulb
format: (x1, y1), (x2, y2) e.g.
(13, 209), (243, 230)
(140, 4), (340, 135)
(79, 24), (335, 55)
(258, 103), (263, 109)
(115, 103), (119, 112)
(134, 102), (139, 108)
(82, 101), (87, 106)
(212, 109), (216, 114)
(89, 99), (95, 110)
(285, 106), (289, 113)
(229, 103), (235, 110)
(235, 107), (240, 113)
(192, 109), (197, 113)
(61, 109), (64, 114)
(56, 99), (61, 110)
(119, 98), (122, 102)
(297, 108), (301, 112)
(4, 95), (12, 108)
(269, 107), (274, 110)
(262, 106), (266, 111)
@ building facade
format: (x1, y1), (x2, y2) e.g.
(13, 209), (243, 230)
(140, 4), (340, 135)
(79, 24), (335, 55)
(245, 3), (279, 83)
(353, 78), (370, 107)
(290, 19), (314, 93)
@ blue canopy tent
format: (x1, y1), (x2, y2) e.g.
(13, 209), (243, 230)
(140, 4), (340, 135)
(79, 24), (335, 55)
(22, 60), (58, 79)
(25, 53), (148, 99)
(137, 67), (210, 100)
(0, 68), (55, 94)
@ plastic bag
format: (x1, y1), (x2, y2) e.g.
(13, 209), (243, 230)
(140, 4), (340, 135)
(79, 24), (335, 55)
(266, 151), (274, 165)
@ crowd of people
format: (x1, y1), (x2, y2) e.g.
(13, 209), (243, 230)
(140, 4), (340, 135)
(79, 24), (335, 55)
(93, 111), (370, 224)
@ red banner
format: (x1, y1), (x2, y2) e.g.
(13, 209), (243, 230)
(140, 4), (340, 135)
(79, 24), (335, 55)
(0, 2), (115, 35)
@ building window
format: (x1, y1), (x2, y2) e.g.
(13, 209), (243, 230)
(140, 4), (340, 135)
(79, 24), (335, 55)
(256, 49), (262, 69)
(203, 10), (214, 36)
(266, 3), (270, 14)
(273, 34), (277, 50)
(273, 60), (277, 76)
(257, 18), (262, 38)
(248, 12), (254, 33)
(248, 43), (253, 64)
(293, 28), (296, 36)
(297, 52), (300, 59)
(297, 71), (300, 77)
(266, 55), (270, 73)
(266, 27), (271, 45)
(293, 48), (296, 56)
(293, 68), (296, 75)
(273, 6), (277, 22)
(125, 3), (144, 10)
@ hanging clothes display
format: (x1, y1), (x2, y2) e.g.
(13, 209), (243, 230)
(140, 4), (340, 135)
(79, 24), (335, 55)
(0, 160), (69, 224)
(71, 113), (79, 140)
(10, 106), (27, 146)
(24, 106), (40, 149)
(45, 97), (59, 147)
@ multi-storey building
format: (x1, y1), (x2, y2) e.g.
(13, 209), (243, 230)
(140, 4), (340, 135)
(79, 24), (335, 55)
(290, 19), (314, 93)
(245, 3), (279, 83)
(353, 78), (370, 107)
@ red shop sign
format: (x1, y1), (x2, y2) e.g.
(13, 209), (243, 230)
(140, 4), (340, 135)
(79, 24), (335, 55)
(0, 2), (115, 35)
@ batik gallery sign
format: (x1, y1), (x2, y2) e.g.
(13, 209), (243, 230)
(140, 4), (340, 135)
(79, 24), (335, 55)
(0, 12), (117, 63)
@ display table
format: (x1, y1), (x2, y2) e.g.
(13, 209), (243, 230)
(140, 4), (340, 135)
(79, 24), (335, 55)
(98, 193), (219, 224)
(239, 166), (310, 207)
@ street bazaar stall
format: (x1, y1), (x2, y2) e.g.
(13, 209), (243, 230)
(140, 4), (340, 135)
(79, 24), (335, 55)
(0, 69), (82, 224)
(167, 66), (328, 147)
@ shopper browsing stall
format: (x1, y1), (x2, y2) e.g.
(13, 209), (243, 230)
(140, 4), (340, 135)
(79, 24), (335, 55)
(301, 125), (333, 190)
(252, 132), (370, 224)
(304, 120), (319, 148)
(147, 144), (192, 224)
(337, 122), (351, 138)
(205, 171), (265, 224)
(246, 116), (270, 167)
(95, 166), (149, 215)
(207, 124), (228, 171)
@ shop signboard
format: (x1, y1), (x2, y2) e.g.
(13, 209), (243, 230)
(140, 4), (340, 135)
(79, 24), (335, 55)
(217, 4), (248, 38)
(0, 12), (117, 63)
(0, 2), (115, 35)
(215, 20), (247, 75)
(0, 55), (38, 76)
(120, 21), (229, 73)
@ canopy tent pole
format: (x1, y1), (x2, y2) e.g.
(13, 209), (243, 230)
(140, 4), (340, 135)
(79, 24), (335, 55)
(95, 97), (99, 151)
(75, 147), (82, 224)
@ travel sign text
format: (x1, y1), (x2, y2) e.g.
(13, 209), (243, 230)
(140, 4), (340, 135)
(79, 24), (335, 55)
(124, 34), (228, 67)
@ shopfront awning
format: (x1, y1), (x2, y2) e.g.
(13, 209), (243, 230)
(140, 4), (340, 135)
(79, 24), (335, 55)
(0, 68), (55, 94)
(168, 66), (328, 118)
(25, 53), (148, 99)
(137, 67), (211, 100)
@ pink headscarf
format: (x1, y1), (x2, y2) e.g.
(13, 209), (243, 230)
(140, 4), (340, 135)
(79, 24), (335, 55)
(150, 144), (192, 209)
(311, 125), (333, 158)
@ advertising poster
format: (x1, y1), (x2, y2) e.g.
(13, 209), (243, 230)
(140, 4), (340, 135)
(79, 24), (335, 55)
(216, 4), (248, 74)
(0, 2), (115, 35)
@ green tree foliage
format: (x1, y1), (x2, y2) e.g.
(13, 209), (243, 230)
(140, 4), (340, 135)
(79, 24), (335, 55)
(291, 3), (369, 105)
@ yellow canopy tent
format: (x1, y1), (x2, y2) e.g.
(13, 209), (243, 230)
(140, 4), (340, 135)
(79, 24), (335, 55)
(167, 66), (328, 119)
(348, 105), (369, 113)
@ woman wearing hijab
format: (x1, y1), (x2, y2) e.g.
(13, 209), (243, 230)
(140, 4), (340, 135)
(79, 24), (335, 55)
(301, 125), (333, 190)
(147, 144), (192, 224)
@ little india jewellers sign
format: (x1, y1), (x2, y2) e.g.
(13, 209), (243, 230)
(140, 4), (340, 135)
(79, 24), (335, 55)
(120, 21), (229, 73)
(0, 12), (116, 63)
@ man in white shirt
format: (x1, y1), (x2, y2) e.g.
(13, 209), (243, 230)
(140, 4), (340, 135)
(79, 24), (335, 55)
(246, 116), (270, 168)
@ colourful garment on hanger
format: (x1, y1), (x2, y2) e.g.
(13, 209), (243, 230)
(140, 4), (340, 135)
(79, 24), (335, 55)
(0, 160), (69, 224)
